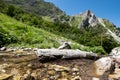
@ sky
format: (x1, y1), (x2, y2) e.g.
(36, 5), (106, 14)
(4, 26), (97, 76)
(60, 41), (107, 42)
(45, 0), (120, 27)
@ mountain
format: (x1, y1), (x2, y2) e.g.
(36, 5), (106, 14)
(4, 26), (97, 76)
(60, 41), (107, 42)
(0, 0), (120, 54)
(4, 0), (65, 17)
(68, 10), (120, 44)
(0, 13), (106, 54)
(69, 10), (115, 29)
(76, 10), (99, 28)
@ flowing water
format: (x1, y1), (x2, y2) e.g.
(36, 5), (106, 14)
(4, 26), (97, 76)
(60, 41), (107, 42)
(0, 50), (110, 80)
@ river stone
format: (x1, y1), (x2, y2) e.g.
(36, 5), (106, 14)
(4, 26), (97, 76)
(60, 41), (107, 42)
(50, 65), (70, 72)
(72, 68), (79, 72)
(72, 76), (82, 80)
(92, 77), (100, 80)
(13, 75), (21, 80)
(94, 57), (115, 76)
(0, 74), (13, 80)
(108, 62), (120, 79)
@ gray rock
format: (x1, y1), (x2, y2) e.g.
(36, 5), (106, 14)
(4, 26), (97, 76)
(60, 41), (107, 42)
(115, 30), (120, 37)
(112, 55), (120, 63)
(109, 47), (120, 56)
(0, 47), (6, 51)
(79, 10), (99, 28)
(23, 48), (32, 51)
(58, 42), (71, 49)
(94, 57), (115, 76)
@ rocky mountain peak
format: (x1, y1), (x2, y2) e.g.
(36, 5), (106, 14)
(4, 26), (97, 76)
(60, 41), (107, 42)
(79, 10), (99, 29)
(84, 10), (94, 18)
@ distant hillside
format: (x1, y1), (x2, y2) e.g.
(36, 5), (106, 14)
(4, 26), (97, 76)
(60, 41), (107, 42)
(4, 0), (64, 17)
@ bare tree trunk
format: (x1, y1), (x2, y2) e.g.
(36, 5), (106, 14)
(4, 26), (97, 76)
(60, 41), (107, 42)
(35, 49), (99, 62)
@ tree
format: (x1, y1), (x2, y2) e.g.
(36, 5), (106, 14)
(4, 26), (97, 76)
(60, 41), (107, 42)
(102, 37), (120, 53)
(7, 5), (15, 17)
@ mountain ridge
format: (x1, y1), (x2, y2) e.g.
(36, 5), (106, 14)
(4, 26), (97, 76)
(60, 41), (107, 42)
(4, 0), (65, 17)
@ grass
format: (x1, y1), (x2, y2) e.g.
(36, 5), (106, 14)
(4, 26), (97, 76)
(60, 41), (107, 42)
(0, 13), (60, 48)
(0, 13), (106, 54)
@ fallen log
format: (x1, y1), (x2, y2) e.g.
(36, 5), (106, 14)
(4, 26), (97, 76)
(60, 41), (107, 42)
(35, 49), (99, 62)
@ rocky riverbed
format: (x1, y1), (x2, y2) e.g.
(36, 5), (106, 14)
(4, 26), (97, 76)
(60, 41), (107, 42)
(0, 49), (119, 80)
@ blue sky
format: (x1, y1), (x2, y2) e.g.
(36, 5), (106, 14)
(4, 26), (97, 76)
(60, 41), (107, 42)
(45, 0), (120, 27)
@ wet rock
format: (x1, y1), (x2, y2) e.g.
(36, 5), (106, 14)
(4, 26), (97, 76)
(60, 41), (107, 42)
(0, 74), (13, 80)
(51, 65), (70, 72)
(94, 57), (115, 76)
(0, 64), (7, 73)
(72, 73), (76, 76)
(109, 74), (120, 80)
(31, 72), (37, 79)
(92, 77), (100, 80)
(61, 71), (68, 77)
(13, 74), (21, 80)
(11, 68), (19, 75)
(58, 78), (68, 80)
(72, 68), (79, 72)
(47, 70), (55, 76)
(108, 62), (120, 79)
(1, 69), (6, 73)
(27, 64), (33, 68)
(72, 76), (82, 80)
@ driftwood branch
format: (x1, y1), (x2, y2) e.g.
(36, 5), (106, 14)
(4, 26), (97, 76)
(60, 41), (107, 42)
(35, 49), (99, 62)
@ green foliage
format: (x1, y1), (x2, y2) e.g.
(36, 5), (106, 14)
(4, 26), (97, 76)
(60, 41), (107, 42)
(0, 0), (119, 54)
(7, 5), (15, 17)
(103, 19), (116, 31)
(4, 0), (64, 17)
(0, 13), (60, 48)
(102, 37), (120, 53)
(0, 27), (18, 47)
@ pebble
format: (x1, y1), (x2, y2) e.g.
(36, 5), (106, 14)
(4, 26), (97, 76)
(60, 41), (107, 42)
(92, 77), (100, 80)
(72, 68), (79, 72)
(72, 76), (82, 80)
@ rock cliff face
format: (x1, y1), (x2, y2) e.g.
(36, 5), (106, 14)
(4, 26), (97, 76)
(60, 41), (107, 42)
(79, 10), (99, 28)
(71, 10), (120, 44)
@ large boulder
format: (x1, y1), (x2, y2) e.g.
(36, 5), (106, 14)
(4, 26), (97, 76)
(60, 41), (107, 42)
(94, 57), (115, 76)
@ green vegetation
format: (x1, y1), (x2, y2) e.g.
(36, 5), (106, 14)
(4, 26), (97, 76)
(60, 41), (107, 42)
(0, 13), (60, 48)
(0, 13), (106, 54)
(69, 16), (82, 27)
(103, 19), (116, 31)
(0, 0), (119, 54)
(4, 0), (64, 17)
